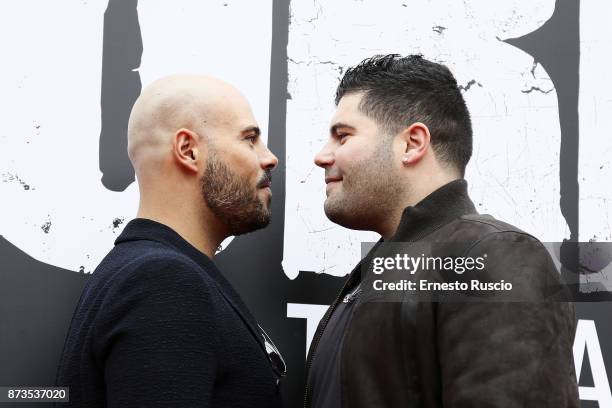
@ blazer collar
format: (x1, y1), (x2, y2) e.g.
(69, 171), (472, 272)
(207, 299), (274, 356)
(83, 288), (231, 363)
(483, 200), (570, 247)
(115, 218), (266, 351)
(391, 179), (478, 242)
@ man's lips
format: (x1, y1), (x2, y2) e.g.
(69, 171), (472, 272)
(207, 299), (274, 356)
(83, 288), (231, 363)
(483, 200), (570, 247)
(258, 181), (271, 188)
(325, 177), (342, 184)
(257, 170), (272, 189)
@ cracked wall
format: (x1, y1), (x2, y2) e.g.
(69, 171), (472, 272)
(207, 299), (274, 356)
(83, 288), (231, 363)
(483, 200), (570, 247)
(0, 0), (273, 273)
(284, 0), (571, 278)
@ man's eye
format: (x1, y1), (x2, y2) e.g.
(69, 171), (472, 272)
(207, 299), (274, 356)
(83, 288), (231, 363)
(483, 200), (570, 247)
(246, 135), (257, 143)
(338, 133), (349, 142)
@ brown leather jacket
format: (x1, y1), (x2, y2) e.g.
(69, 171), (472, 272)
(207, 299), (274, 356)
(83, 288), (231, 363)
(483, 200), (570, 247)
(305, 179), (579, 407)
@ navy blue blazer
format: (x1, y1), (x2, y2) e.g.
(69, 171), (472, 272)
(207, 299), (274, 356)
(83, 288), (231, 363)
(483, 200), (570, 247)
(56, 218), (283, 407)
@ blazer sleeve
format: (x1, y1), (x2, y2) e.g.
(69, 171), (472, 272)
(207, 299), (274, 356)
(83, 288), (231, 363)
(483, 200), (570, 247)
(436, 231), (579, 407)
(93, 256), (218, 407)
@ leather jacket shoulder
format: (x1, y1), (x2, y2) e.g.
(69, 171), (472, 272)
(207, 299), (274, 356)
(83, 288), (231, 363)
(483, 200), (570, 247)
(341, 214), (579, 408)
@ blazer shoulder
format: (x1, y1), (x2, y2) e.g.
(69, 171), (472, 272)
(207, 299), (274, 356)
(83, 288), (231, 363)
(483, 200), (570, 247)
(90, 241), (215, 302)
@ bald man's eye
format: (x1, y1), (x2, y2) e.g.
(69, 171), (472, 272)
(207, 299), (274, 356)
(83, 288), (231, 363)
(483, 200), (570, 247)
(245, 135), (258, 145)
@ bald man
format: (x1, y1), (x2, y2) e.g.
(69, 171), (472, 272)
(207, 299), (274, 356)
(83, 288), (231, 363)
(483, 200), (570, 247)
(55, 75), (284, 407)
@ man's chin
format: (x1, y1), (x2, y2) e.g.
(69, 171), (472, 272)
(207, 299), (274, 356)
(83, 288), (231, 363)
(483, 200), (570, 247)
(229, 210), (271, 236)
(324, 200), (353, 229)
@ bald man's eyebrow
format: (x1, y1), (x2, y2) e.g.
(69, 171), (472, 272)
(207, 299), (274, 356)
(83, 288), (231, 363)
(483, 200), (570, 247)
(330, 123), (356, 135)
(241, 126), (261, 137)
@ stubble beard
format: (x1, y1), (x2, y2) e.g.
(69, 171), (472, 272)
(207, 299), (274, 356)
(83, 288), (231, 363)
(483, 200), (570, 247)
(201, 154), (271, 236)
(324, 141), (401, 231)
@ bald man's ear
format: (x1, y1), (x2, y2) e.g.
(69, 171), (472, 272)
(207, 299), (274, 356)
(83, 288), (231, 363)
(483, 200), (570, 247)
(397, 122), (430, 166)
(173, 128), (204, 174)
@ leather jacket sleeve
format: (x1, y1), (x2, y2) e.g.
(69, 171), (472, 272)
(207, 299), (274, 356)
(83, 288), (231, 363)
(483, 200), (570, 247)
(435, 231), (579, 407)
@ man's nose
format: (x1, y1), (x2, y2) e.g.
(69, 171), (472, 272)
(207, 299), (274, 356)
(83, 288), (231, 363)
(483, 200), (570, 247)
(314, 141), (334, 168)
(261, 147), (279, 170)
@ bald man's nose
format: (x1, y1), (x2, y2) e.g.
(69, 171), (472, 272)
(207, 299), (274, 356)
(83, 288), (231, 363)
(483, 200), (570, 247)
(261, 147), (279, 170)
(314, 141), (334, 168)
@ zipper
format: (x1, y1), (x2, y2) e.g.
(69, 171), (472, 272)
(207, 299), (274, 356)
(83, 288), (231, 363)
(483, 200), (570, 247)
(342, 285), (362, 303)
(303, 263), (361, 408)
(303, 223), (447, 408)
(303, 239), (384, 408)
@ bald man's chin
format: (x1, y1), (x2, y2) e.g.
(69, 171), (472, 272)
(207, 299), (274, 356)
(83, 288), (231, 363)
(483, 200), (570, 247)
(230, 213), (271, 236)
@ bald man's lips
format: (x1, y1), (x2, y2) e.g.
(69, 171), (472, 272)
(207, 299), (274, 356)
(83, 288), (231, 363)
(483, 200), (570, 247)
(258, 181), (271, 189)
(257, 170), (272, 189)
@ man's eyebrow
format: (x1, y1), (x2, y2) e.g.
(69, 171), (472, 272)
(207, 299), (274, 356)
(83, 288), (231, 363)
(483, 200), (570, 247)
(241, 126), (261, 136)
(330, 123), (356, 135)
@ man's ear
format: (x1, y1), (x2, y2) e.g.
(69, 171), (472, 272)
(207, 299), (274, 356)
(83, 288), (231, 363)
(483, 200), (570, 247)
(397, 122), (431, 166)
(173, 128), (205, 174)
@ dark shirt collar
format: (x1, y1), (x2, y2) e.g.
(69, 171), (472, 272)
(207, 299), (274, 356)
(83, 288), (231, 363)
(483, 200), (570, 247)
(390, 179), (477, 242)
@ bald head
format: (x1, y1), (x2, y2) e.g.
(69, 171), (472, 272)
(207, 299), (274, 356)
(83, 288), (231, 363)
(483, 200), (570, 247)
(127, 74), (252, 175)
(128, 74), (278, 246)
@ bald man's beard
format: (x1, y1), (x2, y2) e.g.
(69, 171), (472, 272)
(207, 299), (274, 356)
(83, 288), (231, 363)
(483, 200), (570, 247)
(201, 156), (271, 236)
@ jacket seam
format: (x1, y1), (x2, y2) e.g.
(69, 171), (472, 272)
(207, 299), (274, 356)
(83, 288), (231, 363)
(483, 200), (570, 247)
(460, 229), (540, 258)
(457, 217), (527, 233)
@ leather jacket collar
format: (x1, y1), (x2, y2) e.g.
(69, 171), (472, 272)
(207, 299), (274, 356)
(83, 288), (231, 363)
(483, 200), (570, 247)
(390, 179), (477, 242)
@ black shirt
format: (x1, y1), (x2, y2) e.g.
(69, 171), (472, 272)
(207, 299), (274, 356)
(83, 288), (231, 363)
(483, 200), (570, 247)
(55, 218), (283, 407)
(308, 284), (361, 408)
